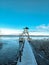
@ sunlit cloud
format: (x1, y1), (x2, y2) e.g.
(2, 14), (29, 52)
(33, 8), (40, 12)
(35, 24), (49, 32)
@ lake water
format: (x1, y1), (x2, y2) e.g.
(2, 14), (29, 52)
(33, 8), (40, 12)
(0, 36), (49, 40)
(0, 38), (19, 64)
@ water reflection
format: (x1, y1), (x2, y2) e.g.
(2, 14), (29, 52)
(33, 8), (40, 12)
(0, 37), (19, 64)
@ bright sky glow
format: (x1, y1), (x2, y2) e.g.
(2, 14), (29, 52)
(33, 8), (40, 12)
(0, 28), (49, 36)
(0, 28), (23, 35)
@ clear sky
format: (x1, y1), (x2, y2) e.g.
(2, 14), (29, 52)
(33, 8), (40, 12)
(0, 0), (49, 31)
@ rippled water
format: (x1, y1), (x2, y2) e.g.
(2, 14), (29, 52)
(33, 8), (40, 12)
(0, 38), (19, 64)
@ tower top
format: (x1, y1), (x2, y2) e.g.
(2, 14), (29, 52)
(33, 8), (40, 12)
(24, 27), (29, 29)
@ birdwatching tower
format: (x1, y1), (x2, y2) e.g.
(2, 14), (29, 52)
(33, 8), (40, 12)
(19, 27), (30, 39)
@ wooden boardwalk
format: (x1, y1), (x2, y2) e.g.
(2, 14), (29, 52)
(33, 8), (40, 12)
(17, 40), (37, 65)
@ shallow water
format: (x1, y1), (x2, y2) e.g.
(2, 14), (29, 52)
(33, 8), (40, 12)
(0, 39), (19, 64)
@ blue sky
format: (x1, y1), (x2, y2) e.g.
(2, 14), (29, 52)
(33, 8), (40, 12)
(0, 0), (49, 31)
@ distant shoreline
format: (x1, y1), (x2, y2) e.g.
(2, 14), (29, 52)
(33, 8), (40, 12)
(0, 35), (49, 37)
